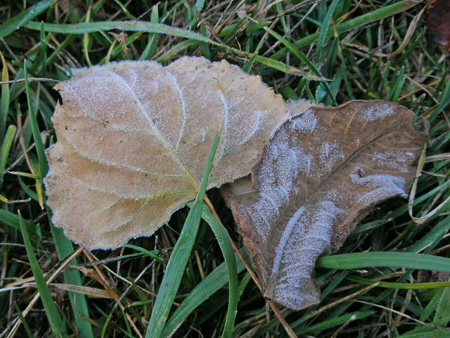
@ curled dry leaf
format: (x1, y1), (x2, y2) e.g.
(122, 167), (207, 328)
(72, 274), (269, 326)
(229, 101), (427, 310)
(45, 57), (289, 249)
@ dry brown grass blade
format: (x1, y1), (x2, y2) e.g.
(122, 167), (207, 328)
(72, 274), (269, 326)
(82, 248), (144, 338)
(309, 282), (381, 318)
(409, 145), (450, 224)
(390, 7), (425, 57)
(7, 246), (83, 338)
(354, 299), (450, 332)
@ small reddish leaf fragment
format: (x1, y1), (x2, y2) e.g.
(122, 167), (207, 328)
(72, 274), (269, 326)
(426, 0), (450, 50)
(228, 101), (427, 310)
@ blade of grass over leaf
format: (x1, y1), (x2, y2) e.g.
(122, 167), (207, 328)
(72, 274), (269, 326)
(146, 131), (221, 338)
(197, 203), (238, 338)
(162, 248), (248, 337)
(18, 211), (67, 338)
(317, 252), (450, 272)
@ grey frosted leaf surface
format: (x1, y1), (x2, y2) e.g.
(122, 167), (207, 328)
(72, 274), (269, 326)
(45, 57), (289, 249)
(221, 99), (320, 208)
(231, 100), (427, 310)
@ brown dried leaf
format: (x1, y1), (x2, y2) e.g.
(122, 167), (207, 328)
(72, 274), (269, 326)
(45, 57), (289, 249)
(230, 101), (427, 310)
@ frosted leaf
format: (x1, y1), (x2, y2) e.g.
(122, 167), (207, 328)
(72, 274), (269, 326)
(359, 103), (394, 122)
(45, 57), (289, 249)
(229, 100), (427, 310)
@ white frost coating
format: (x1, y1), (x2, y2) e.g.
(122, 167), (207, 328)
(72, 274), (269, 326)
(250, 195), (279, 241)
(232, 110), (263, 147)
(250, 116), (319, 242)
(271, 199), (342, 309)
(319, 141), (344, 173)
(271, 207), (306, 276)
(69, 68), (185, 173)
(48, 57), (292, 250)
(258, 130), (311, 192)
(173, 75), (188, 151)
(292, 110), (318, 132)
(359, 103), (394, 122)
(372, 151), (415, 173)
(350, 166), (407, 202)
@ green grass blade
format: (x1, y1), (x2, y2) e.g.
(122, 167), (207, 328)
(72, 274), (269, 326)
(272, 1), (422, 59)
(388, 66), (405, 102)
(317, 252), (450, 272)
(198, 204), (238, 338)
(0, 125), (17, 187)
(434, 286), (450, 325)
(24, 61), (48, 178)
(397, 329), (450, 338)
(24, 20), (318, 77)
(0, 50), (10, 140)
(0, 0), (54, 38)
(161, 248), (248, 337)
(139, 6), (160, 60)
(316, 0), (339, 49)
(14, 303), (33, 338)
(200, 25), (211, 60)
(145, 132), (221, 338)
(262, 26), (335, 102)
(24, 20), (212, 43)
(0, 208), (34, 232)
(407, 217), (450, 253)
(295, 311), (374, 336)
(347, 275), (450, 290)
(18, 211), (67, 338)
(430, 77), (450, 123)
(50, 222), (94, 338)
(123, 244), (163, 263)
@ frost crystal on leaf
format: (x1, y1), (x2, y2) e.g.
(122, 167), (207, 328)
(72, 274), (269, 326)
(359, 103), (395, 122)
(229, 100), (427, 310)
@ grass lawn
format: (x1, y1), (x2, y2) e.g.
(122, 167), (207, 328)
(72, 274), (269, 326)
(1, 0), (449, 337)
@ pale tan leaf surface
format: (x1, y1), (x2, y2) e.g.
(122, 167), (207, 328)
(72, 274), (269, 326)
(45, 57), (289, 249)
(230, 100), (427, 310)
